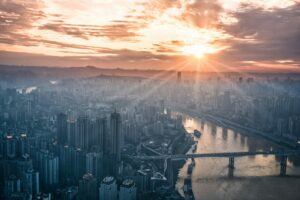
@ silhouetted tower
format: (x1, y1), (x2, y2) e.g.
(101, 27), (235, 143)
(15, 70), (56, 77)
(95, 117), (108, 154)
(67, 118), (76, 147)
(110, 111), (121, 162)
(57, 113), (67, 145)
(76, 116), (89, 149)
(177, 71), (182, 83)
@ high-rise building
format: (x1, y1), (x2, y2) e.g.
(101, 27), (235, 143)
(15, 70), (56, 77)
(177, 71), (181, 83)
(67, 119), (76, 147)
(1, 154), (33, 181)
(99, 176), (117, 200)
(123, 121), (140, 144)
(159, 99), (165, 113)
(288, 116), (300, 139)
(57, 113), (67, 145)
(119, 179), (137, 200)
(95, 117), (108, 154)
(88, 120), (96, 147)
(135, 169), (151, 193)
(0, 138), (4, 158)
(76, 116), (89, 149)
(4, 135), (17, 159)
(71, 148), (87, 182)
(86, 152), (104, 181)
(165, 158), (174, 187)
(78, 173), (97, 200)
(4, 175), (21, 198)
(36, 150), (59, 189)
(22, 168), (40, 197)
(175, 115), (183, 129)
(60, 186), (78, 200)
(154, 121), (164, 135)
(150, 172), (167, 192)
(17, 133), (29, 157)
(110, 111), (121, 162)
(59, 145), (72, 183)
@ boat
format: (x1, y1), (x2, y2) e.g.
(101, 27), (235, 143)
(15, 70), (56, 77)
(191, 158), (195, 166)
(187, 159), (195, 175)
(187, 163), (193, 175)
(193, 129), (202, 138)
(191, 144), (197, 153)
(183, 178), (195, 200)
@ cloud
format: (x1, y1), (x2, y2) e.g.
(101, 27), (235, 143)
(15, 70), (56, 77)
(219, 3), (300, 64)
(0, 0), (44, 34)
(141, 0), (222, 28)
(181, 0), (222, 28)
(0, 0), (300, 71)
(0, 50), (184, 70)
(152, 40), (184, 54)
(39, 20), (144, 41)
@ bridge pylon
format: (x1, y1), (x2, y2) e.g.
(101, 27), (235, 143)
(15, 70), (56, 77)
(228, 156), (235, 178)
(280, 156), (287, 176)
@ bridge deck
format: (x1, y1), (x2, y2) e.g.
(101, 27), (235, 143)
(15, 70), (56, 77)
(133, 150), (300, 160)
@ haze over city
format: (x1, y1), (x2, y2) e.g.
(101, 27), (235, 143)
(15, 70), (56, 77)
(1, 1), (300, 200)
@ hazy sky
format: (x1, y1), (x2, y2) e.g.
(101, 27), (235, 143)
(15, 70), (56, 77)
(0, 0), (300, 72)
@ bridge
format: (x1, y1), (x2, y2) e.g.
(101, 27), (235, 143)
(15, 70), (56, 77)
(133, 150), (300, 185)
(134, 150), (300, 160)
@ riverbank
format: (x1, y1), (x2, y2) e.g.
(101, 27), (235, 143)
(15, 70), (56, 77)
(203, 113), (298, 149)
(175, 107), (298, 149)
(172, 128), (195, 155)
(176, 110), (300, 200)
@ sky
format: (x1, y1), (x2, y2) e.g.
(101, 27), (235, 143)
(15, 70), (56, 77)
(0, 0), (300, 72)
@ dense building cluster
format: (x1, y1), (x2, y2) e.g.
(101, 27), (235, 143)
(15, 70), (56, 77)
(1, 72), (300, 199)
(0, 78), (189, 199)
(176, 76), (300, 143)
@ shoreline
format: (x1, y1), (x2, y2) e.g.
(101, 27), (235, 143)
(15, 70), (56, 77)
(175, 108), (298, 149)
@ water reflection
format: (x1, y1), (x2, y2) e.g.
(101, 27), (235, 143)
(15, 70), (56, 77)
(176, 115), (300, 199)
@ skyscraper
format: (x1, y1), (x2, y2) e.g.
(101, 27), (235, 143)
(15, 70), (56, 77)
(110, 111), (121, 162)
(4, 175), (21, 198)
(119, 179), (137, 200)
(177, 71), (181, 83)
(59, 145), (72, 183)
(136, 169), (151, 193)
(4, 175), (21, 199)
(22, 168), (40, 197)
(99, 176), (117, 200)
(76, 116), (89, 149)
(78, 173), (97, 200)
(57, 113), (67, 145)
(86, 152), (103, 181)
(4, 135), (17, 159)
(36, 150), (59, 189)
(67, 118), (76, 147)
(71, 148), (87, 182)
(18, 133), (29, 157)
(95, 117), (108, 154)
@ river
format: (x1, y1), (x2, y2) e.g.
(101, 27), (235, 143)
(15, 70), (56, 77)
(176, 114), (300, 200)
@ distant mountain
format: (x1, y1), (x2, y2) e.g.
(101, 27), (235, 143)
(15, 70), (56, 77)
(1, 65), (300, 84)
(0, 65), (175, 80)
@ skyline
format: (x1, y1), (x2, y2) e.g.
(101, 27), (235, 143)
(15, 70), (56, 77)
(1, 0), (300, 72)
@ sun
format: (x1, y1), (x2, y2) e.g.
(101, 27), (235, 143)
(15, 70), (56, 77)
(181, 44), (219, 59)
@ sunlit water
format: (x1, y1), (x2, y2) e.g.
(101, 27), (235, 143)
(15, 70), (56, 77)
(176, 115), (300, 200)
